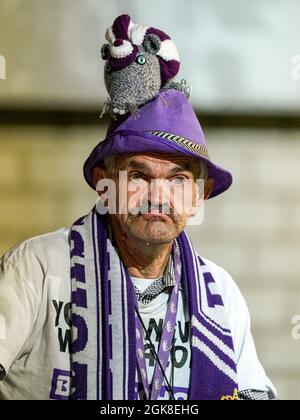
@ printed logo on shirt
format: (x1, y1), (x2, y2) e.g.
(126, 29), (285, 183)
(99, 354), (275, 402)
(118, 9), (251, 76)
(52, 300), (72, 353)
(50, 369), (71, 400)
(135, 317), (191, 400)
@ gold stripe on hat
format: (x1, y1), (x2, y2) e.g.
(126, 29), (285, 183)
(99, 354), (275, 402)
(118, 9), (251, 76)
(145, 130), (210, 160)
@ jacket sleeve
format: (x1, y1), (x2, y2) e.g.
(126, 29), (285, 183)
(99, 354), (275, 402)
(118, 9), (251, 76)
(219, 266), (277, 397)
(0, 249), (40, 380)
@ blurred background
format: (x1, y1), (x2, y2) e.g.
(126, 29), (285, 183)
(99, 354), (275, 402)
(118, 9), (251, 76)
(0, 0), (300, 399)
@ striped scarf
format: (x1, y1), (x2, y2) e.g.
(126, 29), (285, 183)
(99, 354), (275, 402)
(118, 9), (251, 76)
(70, 208), (238, 400)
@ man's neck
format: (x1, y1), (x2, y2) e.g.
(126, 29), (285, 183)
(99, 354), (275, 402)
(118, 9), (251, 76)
(109, 217), (173, 279)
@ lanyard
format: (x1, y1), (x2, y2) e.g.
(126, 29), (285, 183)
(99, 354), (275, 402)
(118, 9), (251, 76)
(134, 242), (181, 400)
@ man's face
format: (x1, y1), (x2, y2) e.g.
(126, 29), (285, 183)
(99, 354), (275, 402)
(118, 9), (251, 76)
(94, 153), (211, 245)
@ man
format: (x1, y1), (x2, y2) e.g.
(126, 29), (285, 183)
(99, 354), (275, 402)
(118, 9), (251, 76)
(0, 88), (276, 400)
(0, 15), (276, 400)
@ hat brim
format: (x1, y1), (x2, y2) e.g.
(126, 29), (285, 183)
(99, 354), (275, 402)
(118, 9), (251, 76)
(83, 129), (232, 199)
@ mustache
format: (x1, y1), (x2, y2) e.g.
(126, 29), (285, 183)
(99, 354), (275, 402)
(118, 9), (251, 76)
(130, 201), (175, 217)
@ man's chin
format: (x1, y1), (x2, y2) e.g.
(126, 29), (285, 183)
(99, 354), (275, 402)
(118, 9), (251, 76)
(129, 219), (177, 244)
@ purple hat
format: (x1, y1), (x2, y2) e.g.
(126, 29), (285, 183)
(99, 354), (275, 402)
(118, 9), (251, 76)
(83, 89), (232, 199)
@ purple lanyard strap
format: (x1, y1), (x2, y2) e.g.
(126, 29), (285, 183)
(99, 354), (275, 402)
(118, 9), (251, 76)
(134, 241), (181, 400)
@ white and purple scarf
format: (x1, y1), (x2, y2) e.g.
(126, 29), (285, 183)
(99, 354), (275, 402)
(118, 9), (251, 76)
(70, 208), (238, 400)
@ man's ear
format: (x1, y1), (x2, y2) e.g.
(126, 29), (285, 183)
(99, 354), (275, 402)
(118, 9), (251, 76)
(204, 178), (214, 200)
(93, 165), (106, 190)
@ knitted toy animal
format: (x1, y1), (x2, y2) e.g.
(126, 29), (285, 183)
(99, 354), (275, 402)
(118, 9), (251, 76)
(100, 14), (191, 119)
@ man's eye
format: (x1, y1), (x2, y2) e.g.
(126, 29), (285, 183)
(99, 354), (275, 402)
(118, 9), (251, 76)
(129, 173), (147, 183)
(169, 177), (187, 186)
(130, 173), (143, 180)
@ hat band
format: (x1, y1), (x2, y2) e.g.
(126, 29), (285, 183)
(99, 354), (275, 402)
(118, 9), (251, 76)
(144, 130), (210, 160)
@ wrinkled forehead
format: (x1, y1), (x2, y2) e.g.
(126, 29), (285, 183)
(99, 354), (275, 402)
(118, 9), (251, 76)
(116, 153), (199, 171)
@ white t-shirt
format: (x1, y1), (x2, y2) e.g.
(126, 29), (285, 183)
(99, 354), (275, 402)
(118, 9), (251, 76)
(132, 276), (190, 400)
(0, 229), (276, 400)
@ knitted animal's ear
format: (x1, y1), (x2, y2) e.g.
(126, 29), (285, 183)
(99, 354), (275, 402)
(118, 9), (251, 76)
(143, 34), (161, 55)
(101, 44), (110, 60)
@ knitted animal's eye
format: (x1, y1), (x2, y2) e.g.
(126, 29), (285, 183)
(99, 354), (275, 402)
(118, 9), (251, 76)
(136, 54), (147, 65)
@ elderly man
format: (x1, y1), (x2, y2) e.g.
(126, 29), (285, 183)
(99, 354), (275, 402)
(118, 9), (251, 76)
(0, 15), (276, 401)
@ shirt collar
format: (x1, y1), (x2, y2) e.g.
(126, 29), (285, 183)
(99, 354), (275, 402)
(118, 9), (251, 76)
(132, 242), (182, 305)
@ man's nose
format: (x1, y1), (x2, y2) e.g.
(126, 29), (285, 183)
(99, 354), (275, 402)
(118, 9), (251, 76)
(148, 179), (170, 206)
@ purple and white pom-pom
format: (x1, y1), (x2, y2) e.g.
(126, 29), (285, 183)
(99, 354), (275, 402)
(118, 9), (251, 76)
(103, 14), (180, 83)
